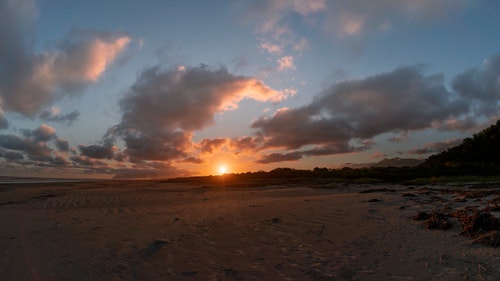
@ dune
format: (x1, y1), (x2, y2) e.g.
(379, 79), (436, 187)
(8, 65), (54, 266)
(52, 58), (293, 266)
(1, 180), (499, 280)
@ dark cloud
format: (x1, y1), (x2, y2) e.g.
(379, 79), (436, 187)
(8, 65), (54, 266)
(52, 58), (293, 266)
(256, 151), (303, 164)
(253, 140), (370, 163)
(0, 124), (72, 168)
(0, 134), (52, 157)
(252, 66), (468, 157)
(452, 54), (500, 117)
(388, 133), (409, 144)
(407, 138), (462, 155)
(118, 129), (190, 161)
(432, 117), (484, 133)
(39, 109), (80, 125)
(48, 155), (70, 166)
(55, 138), (69, 152)
(229, 136), (260, 153)
(0, 0), (130, 116)
(199, 138), (228, 154)
(183, 156), (204, 164)
(0, 148), (24, 161)
(112, 162), (190, 179)
(28, 154), (70, 167)
(78, 136), (118, 159)
(78, 144), (116, 160)
(70, 155), (109, 168)
(303, 140), (372, 156)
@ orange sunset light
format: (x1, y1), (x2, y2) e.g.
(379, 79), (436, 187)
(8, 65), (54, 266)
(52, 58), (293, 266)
(218, 165), (228, 175)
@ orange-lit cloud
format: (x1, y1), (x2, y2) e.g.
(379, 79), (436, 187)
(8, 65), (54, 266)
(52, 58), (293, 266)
(218, 77), (291, 111)
(78, 63), (292, 177)
(48, 36), (131, 82)
(0, 0), (130, 116)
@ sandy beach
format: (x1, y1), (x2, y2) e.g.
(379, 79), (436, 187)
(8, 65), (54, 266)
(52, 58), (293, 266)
(1, 180), (499, 281)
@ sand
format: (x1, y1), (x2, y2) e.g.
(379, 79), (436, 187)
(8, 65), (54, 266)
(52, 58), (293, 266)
(1, 180), (499, 280)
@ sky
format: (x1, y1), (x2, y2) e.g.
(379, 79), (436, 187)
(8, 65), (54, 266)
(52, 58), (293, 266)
(1, 0), (500, 179)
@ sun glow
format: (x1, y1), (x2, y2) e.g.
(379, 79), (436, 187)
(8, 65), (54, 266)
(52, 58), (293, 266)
(218, 165), (228, 175)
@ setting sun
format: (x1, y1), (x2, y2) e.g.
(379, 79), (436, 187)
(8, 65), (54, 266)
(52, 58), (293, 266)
(218, 165), (228, 175)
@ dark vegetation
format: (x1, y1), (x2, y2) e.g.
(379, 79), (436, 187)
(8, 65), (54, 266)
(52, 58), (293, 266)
(414, 208), (500, 247)
(168, 120), (500, 185)
(424, 120), (500, 167)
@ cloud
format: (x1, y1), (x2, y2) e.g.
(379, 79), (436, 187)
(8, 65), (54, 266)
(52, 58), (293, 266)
(258, 40), (283, 55)
(30, 124), (57, 142)
(336, 12), (365, 37)
(251, 65), (469, 156)
(371, 151), (387, 159)
(199, 138), (228, 154)
(55, 138), (69, 152)
(111, 64), (287, 162)
(183, 156), (203, 164)
(20, 124), (57, 142)
(78, 143), (117, 160)
(321, 0), (467, 37)
(388, 132), (409, 143)
(74, 63), (289, 178)
(408, 138), (462, 155)
(118, 130), (191, 162)
(291, 0), (326, 16)
(112, 163), (190, 179)
(119, 65), (286, 133)
(277, 56), (296, 71)
(0, 148), (24, 161)
(46, 155), (70, 167)
(303, 140), (372, 156)
(39, 106), (80, 125)
(70, 155), (109, 168)
(229, 136), (260, 153)
(0, 0), (130, 116)
(240, 0), (325, 34)
(0, 108), (8, 129)
(452, 54), (500, 117)
(240, 1), (323, 73)
(0, 122), (90, 173)
(431, 117), (484, 133)
(0, 124), (73, 169)
(0, 124), (61, 165)
(0, 134), (52, 158)
(293, 37), (310, 52)
(256, 151), (303, 164)
(240, 0), (466, 40)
